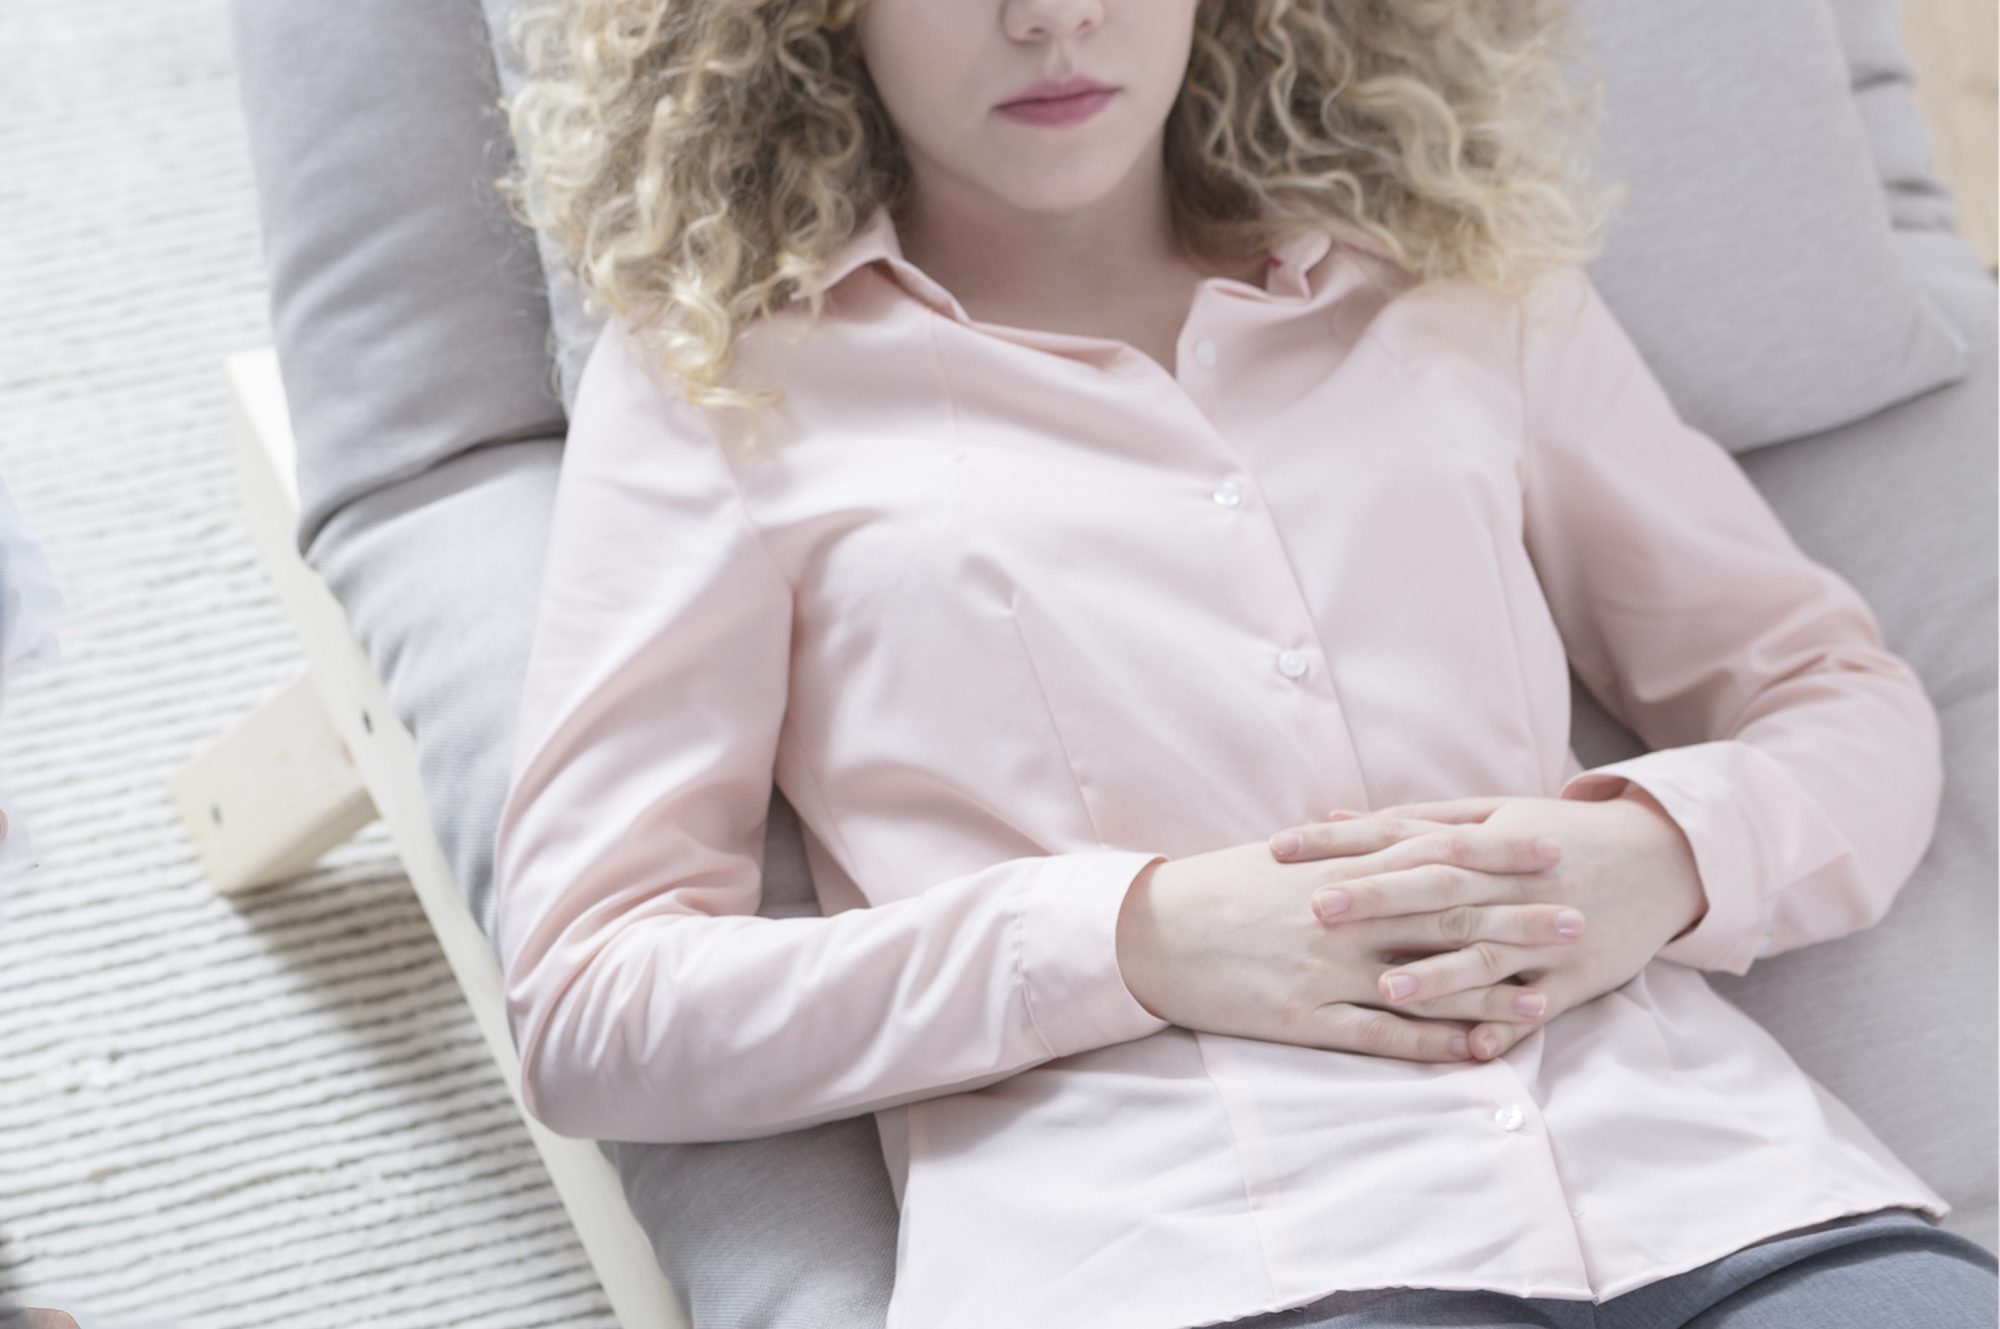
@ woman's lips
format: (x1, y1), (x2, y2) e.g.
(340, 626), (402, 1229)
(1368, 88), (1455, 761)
(995, 88), (1117, 127)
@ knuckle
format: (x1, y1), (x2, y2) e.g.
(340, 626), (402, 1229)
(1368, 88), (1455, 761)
(1350, 1013), (1396, 1055)
(1433, 864), (1466, 902)
(1438, 903), (1478, 945)
(1468, 940), (1507, 979)
(1356, 824), (1401, 858)
(1368, 821), (1409, 850)
(1429, 830), (1472, 865)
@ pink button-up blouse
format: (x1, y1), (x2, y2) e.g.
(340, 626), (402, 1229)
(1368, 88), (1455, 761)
(493, 200), (1951, 1329)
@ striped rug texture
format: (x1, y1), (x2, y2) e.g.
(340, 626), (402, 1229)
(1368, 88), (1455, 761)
(0, 2), (618, 1325)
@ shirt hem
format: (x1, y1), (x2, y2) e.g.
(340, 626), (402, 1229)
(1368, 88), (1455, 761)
(1181, 1188), (1947, 1327)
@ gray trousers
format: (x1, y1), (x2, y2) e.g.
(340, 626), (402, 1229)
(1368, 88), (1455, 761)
(1231, 1208), (1998, 1328)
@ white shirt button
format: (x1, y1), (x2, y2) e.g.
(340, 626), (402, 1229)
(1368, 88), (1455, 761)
(1276, 649), (1307, 679)
(1211, 479), (1243, 507)
(1192, 339), (1218, 367)
(1494, 1103), (1525, 1131)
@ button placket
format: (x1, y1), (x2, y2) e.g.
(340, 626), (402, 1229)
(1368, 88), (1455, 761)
(1169, 325), (1365, 799)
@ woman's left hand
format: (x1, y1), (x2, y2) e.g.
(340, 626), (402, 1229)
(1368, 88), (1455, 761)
(1268, 787), (1709, 1061)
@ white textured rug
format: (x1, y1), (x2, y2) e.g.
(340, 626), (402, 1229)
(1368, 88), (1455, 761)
(0, 3), (617, 1325)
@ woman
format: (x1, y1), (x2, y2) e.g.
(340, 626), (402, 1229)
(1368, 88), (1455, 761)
(486, 1), (1998, 1325)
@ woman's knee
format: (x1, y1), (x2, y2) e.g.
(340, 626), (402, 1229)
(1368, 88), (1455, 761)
(1685, 1228), (1998, 1329)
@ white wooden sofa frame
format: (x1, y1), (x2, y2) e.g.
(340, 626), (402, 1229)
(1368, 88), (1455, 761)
(167, 348), (690, 1329)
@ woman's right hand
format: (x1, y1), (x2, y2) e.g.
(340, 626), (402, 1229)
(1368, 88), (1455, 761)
(1113, 830), (1583, 1061)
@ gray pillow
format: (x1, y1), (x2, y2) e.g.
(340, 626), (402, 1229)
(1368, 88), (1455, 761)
(1573, 0), (1969, 452)
(230, 0), (568, 562)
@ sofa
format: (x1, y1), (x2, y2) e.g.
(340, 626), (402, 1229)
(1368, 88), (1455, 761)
(226, 0), (1997, 1323)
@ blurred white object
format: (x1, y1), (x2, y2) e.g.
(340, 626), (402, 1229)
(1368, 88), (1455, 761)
(0, 469), (65, 885)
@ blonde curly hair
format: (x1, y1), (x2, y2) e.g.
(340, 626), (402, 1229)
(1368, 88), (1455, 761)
(491, 0), (1625, 450)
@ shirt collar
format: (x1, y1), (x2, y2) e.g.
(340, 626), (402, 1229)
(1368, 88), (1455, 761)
(808, 203), (1337, 318)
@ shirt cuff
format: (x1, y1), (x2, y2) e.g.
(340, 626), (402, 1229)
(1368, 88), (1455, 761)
(1560, 741), (1776, 976)
(1017, 849), (1175, 1058)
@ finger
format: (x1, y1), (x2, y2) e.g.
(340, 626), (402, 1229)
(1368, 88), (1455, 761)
(1466, 966), (1587, 1059)
(1374, 940), (1533, 1006)
(1366, 826), (1564, 881)
(1463, 1020), (1534, 1061)
(1370, 903), (1587, 950)
(1279, 818), (1560, 883)
(1308, 842), (1562, 923)
(1311, 1003), (1478, 1062)
(1270, 814), (1447, 865)
(1362, 979), (1552, 1026)
(1342, 797), (1511, 823)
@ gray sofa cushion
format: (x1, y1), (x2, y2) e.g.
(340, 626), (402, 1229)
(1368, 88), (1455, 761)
(305, 230), (1999, 1323)
(1571, 0), (1967, 451)
(231, 0), (1997, 1322)
(229, 0), (568, 561)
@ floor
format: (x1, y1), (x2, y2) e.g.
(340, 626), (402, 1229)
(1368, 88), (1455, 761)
(0, 3), (623, 1325)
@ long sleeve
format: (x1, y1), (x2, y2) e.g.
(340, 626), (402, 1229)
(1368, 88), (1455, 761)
(1518, 268), (1944, 978)
(492, 318), (1171, 1145)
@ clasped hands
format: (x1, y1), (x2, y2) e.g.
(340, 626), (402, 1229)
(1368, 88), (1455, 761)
(1266, 785), (1708, 1061)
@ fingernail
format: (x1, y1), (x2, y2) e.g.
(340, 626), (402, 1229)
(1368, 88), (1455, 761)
(1514, 992), (1546, 1018)
(1384, 973), (1415, 1000)
(1535, 837), (1562, 862)
(1555, 909), (1584, 936)
(1271, 831), (1301, 857)
(1449, 1034), (1470, 1058)
(1474, 1034), (1495, 1058)
(1316, 889), (1350, 918)
(1325, 809), (1356, 821)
